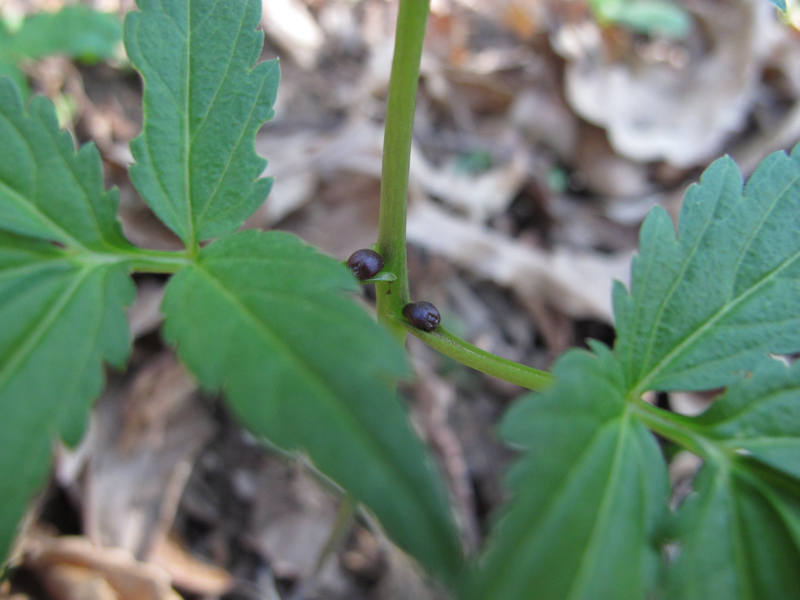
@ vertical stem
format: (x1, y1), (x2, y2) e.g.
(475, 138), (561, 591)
(376, 0), (430, 342)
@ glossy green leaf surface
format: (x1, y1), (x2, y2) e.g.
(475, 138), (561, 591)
(0, 78), (131, 251)
(664, 457), (800, 600)
(125, 0), (279, 247)
(0, 232), (134, 562)
(614, 147), (800, 393)
(162, 230), (463, 580)
(3, 6), (121, 62)
(467, 345), (668, 600)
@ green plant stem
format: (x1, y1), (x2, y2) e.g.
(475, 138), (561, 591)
(376, 0), (430, 342)
(399, 321), (554, 391)
(126, 248), (193, 273)
(70, 248), (193, 274)
(371, 0), (557, 396)
(628, 400), (713, 457)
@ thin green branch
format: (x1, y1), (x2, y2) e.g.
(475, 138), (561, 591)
(375, 0), (430, 342)
(628, 400), (713, 458)
(399, 320), (554, 391)
(126, 248), (193, 273)
(68, 246), (193, 274)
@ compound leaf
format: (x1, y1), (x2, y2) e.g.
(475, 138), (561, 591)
(162, 230), (463, 580)
(0, 77), (131, 251)
(125, 0), (279, 247)
(5, 6), (121, 62)
(614, 148), (800, 393)
(694, 358), (800, 480)
(467, 345), (668, 600)
(664, 456), (800, 600)
(0, 232), (134, 563)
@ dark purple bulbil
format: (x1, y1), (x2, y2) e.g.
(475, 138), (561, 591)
(347, 249), (385, 280)
(402, 301), (441, 332)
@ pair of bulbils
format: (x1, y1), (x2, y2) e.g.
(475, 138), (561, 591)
(347, 249), (441, 332)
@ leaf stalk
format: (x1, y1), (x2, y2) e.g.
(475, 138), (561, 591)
(399, 321), (555, 391)
(628, 400), (712, 457)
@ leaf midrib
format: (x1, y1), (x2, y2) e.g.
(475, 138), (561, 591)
(477, 415), (623, 597)
(0, 175), (85, 250)
(706, 385), (800, 432)
(564, 415), (639, 600)
(0, 263), (92, 391)
(635, 202), (718, 386)
(634, 244), (800, 394)
(194, 9), (265, 230)
(632, 162), (800, 394)
(182, 0), (194, 248)
(191, 262), (452, 553)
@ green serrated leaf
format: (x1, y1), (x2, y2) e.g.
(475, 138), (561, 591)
(614, 150), (800, 393)
(161, 230), (463, 580)
(125, 0), (279, 247)
(0, 231), (134, 563)
(467, 345), (668, 600)
(0, 62), (27, 99)
(694, 358), (800, 480)
(664, 457), (800, 600)
(7, 6), (121, 62)
(0, 77), (131, 251)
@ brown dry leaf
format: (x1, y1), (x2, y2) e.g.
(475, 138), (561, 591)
(731, 29), (800, 172)
(572, 123), (651, 198)
(126, 279), (165, 340)
(555, 0), (779, 166)
(500, 0), (546, 40)
(251, 131), (321, 226)
(21, 532), (182, 600)
(407, 200), (630, 321)
(410, 139), (530, 222)
(510, 87), (578, 161)
(260, 0), (324, 70)
(244, 459), (341, 581)
(57, 354), (214, 561)
(148, 536), (232, 596)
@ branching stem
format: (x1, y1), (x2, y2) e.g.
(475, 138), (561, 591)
(400, 321), (554, 391)
(376, 0), (429, 342)
(374, 0), (556, 392)
(628, 400), (714, 458)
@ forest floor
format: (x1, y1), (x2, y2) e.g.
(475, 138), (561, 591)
(3, 0), (800, 599)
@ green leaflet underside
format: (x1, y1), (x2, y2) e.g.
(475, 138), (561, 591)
(125, 0), (279, 247)
(477, 144), (800, 600)
(662, 359), (800, 599)
(161, 230), (463, 581)
(664, 458), (800, 600)
(614, 146), (800, 393)
(467, 346), (668, 600)
(697, 358), (800, 480)
(0, 232), (133, 562)
(0, 78), (131, 251)
(0, 79), (136, 565)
